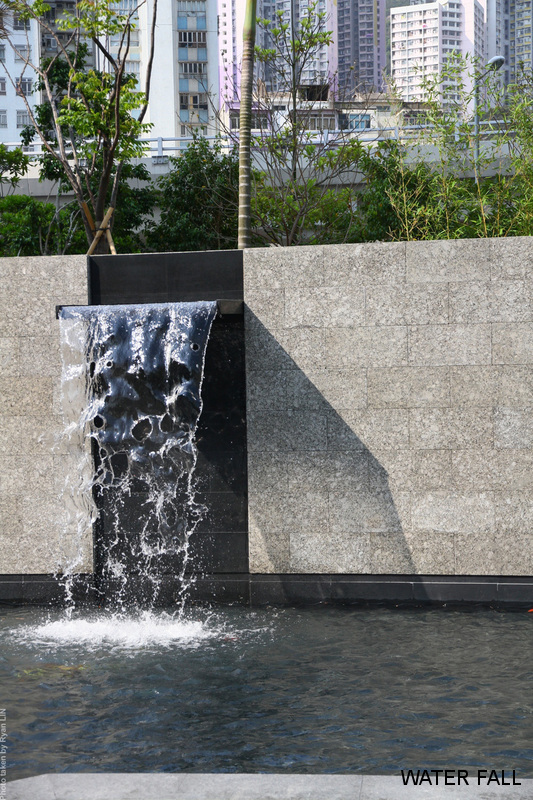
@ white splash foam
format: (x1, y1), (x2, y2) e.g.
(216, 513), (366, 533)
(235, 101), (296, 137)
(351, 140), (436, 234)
(12, 611), (221, 651)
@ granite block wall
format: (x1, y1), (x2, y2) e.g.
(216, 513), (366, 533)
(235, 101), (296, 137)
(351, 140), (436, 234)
(0, 255), (89, 574)
(1, 238), (532, 585)
(244, 237), (533, 576)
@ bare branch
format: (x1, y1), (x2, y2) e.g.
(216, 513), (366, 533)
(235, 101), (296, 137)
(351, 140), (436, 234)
(138, 0), (157, 124)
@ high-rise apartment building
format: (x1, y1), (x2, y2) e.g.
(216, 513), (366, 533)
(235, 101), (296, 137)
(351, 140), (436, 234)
(337, 0), (387, 96)
(0, 10), (39, 144)
(253, 0), (337, 93)
(3, 0), (524, 152)
(486, 0), (511, 83)
(218, 0), (338, 132)
(509, 0), (532, 79)
(218, 0), (245, 106)
(103, 0), (141, 88)
(2, 0), (221, 148)
(0, 1), (101, 145)
(390, 0), (486, 102)
(138, 0), (219, 143)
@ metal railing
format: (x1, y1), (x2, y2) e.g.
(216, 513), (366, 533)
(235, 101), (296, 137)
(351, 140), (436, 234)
(4, 119), (512, 162)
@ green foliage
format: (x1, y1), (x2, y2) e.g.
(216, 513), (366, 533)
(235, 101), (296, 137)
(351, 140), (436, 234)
(243, 3), (364, 246)
(0, 145), (30, 193)
(0, 195), (52, 256)
(352, 142), (414, 242)
(59, 0), (137, 38)
(146, 136), (239, 252)
(500, 66), (533, 236)
(0, 162), (156, 256)
(58, 68), (149, 161)
(252, 138), (364, 246)
(0, 195), (85, 256)
(353, 56), (533, 242)
(20, 44), (89, 185)
(20, 39), (150, 181)
(112, 162), (157, 253)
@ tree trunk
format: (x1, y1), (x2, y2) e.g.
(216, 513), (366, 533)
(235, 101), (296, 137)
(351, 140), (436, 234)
(237, 0), (257, 250)
(91, 232), (111, 255)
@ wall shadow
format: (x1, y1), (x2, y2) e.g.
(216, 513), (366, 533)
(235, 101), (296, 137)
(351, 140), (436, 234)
(246, 312), (429, 605)
(84, 245), (428, 606)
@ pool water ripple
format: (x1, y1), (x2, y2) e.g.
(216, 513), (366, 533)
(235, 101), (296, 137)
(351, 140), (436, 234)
(2, 605), (532, 779)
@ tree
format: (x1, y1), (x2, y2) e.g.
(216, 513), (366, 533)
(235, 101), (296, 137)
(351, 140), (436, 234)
(146, 135), (239, 253)
(251, 2), (361, 246)
(0, 164), (156, 257)
(2, 0), (158, 252)
(237, 0), (256, 250)
(354, 56), (533, 242)
(0, 194), (87, 255)
(0, 144), (30, 195)
(224, 1), (366, 247)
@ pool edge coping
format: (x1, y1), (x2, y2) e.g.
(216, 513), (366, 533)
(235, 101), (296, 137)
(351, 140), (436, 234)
(7, 773), (533, 800)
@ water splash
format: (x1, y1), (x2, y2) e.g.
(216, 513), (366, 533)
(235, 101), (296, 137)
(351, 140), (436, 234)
(14, 610), (221, 652)
(58, 301), (217, 612)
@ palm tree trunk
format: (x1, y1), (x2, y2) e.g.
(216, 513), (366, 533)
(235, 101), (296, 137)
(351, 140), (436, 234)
(237, 0), (257, 250)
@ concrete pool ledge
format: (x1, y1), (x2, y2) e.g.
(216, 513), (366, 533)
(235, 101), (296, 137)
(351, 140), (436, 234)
(7, 774), (533, 800)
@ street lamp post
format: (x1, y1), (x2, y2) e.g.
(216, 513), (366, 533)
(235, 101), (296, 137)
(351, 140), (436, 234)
(474, 55), (505, 172)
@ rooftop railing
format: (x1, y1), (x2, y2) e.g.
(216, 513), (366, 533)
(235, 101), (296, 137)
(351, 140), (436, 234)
(6, 119), (513, 161)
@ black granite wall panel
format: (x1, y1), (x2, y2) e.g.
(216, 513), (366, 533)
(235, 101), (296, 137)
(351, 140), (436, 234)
(88, 251), (243, 304)
(88, 251), (248, 587)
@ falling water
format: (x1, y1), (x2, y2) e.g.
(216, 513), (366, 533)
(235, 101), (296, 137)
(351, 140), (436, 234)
(58, 301), (218, 613)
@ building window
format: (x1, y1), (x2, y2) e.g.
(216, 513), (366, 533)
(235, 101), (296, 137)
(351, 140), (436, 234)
(180, 62), (205, 74)
(349, 113), (371, 130)
(308, 115), (335, 130)
(14, 45), (32, 62)
(0, 77), (5, 95)
(17, 77), (32, 95)
(178, 30), (207, 46)
(114, 0), (138, 12)
(13, 14), (30, 30)
(192, 93), (207, 108)
(0, 109), (6, 128)
(16, 109), (30, 128)
(177, 1), (207, 9)
(0, 45), (5, 60)
(180, 92), (208, 109)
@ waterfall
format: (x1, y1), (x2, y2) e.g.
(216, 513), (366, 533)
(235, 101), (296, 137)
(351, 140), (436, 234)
(58, 301), (218, 610)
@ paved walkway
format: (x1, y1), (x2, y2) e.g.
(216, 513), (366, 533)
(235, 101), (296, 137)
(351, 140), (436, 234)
(7, 774), (533, 800)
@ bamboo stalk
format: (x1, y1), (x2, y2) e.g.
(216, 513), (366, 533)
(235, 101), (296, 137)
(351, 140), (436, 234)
(81, 201), (96, 235)
(87, 206), (115, 256)
(106, 227), (117, 255)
